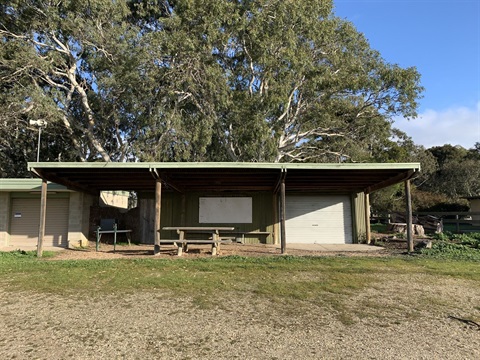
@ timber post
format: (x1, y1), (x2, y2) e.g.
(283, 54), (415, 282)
(154, 179), (162, 255)
(36, 178), (47, 258)
(180, 193), (186, 227)
(365, 192), (371, 244)
(405, 179), (414, 252)
(280, 177), (286, 254)
(273, 192), (279, 245)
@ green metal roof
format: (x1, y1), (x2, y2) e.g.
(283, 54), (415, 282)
(0, 178), (70, 192)
(27, 161), (420, 195)
(28, 161), (420, 170)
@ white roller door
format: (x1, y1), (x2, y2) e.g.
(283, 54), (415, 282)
(10, 198), (69, 247)
(285, 195), (352, 244)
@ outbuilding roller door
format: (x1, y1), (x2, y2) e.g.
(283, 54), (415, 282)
(10, 198), (69, 247)
(285, 195), (352, 244)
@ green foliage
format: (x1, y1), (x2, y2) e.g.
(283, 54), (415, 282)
(422, 145), (480, 199)
(370, 223), (388, 233)
(1, 0), (424, 176)
(420, 233), (480, 261)
(419, 202), (469, 213)
(1, 0), (138, 173)
(0, 250), (55, 259)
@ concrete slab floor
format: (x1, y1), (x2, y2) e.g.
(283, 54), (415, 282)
(276, 243), (384, 252)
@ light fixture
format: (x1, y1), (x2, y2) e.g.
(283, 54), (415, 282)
(29, 119), (47, 162)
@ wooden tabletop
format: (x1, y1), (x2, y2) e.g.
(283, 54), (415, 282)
(162, 226), (235, 231)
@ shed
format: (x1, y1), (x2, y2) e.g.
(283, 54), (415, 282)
(0, 179), (93, 249)
(465, 196), (480, 225)
(26, 162), (420, 255)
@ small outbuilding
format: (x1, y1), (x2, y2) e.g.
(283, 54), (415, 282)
(0, 179), (93, 249)
(18, 162), (420, 255)
(465, 196), (480, 226)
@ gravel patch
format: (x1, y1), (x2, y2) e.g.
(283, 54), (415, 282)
(0, 283), (478, 359)
(1, 242), (479, 359)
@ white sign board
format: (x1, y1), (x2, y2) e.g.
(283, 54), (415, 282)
(199, 197), (252, 223)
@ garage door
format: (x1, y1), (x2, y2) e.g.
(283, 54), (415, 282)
(285, 195), (352, 244)
(10, 198), (69, 247)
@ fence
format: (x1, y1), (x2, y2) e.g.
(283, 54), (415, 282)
(371, 212), (480, 233)
(415, 212), (480, 233)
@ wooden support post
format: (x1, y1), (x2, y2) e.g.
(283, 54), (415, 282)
(405, 179), (414, 253)
(180, 193), (186, 227)
(280, 178), (286, 254)
(365, 192), (371, 244)
(154, 179), (162, 255)
(36, 178), (47, 258)
(273, 192), (279, 245)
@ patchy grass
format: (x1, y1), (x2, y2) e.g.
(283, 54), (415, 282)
(0, 254), (478, 293)
(1, 254), (479, 325)
(0, 249), (56, 259)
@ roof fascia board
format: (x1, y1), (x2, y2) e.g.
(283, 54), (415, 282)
(281, 163), (421, 171)
(29, 161), (421, 171)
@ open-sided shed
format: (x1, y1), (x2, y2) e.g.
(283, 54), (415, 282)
(27, 162), (420, 255)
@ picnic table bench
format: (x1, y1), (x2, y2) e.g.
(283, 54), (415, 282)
(161, 226), (235, 256)
(219, 231), (271, 243)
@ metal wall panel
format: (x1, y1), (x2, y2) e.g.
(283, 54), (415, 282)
(353, 192), (367, 243)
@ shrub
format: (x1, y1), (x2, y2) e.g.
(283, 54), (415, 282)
(419, 233), (480, 261)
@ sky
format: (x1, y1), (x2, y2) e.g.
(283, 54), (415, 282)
(334, 0), (480, 150)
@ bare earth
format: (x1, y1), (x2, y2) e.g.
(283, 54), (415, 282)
(1, 242), (479, 359)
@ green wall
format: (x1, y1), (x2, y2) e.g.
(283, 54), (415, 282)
(140, 191), (275, 244)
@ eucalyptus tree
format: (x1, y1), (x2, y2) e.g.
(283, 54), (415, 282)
(1, 0), (424, 175)
(424, 144), (480, 199)
(134, 0), (423, 163)
(0, 0), (142, 173)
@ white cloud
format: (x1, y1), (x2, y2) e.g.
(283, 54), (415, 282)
(394, 102), (480, 149)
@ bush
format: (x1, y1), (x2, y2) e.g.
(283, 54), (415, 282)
(418, 202), (469, 213)
(419, 233), (480, 261)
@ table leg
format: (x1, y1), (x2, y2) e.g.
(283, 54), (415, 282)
(212, 231), (218, 256)
(113, 223), (117, 253)
(178, 230), (185, 256)
(96, 227), (101, 252)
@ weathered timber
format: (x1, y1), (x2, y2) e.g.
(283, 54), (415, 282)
(36, 178), (48, 257)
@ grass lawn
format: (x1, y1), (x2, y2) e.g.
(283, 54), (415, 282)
(1, 252), (479, 324)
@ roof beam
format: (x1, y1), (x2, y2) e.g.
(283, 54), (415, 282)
(31, 168), (99, 196)
(151, 168), (185, 193)
(365, 170), (416, 194)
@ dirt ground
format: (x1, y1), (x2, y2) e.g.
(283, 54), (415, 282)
(44, 231), (413, 261)
(2, 238), (479, 359)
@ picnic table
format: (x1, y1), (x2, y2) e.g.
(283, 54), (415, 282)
(95, 223), (132, 252)
(161, 226), (235, 256)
